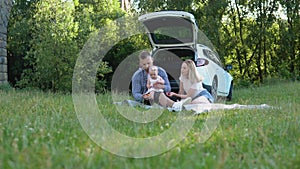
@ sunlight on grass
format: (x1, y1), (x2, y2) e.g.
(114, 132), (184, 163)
(0, 81), (299, 168)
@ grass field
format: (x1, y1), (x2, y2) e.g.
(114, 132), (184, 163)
(0, 81), (299, 169)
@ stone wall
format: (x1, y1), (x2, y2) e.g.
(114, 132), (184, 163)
(0, 0), (13, 85)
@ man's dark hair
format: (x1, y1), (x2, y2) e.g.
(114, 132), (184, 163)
(139, 51), (152, 60)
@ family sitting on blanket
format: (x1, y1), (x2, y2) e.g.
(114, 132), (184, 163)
(131, 51), (214, 111)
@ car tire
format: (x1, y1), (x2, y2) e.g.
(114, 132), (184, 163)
(211, 76), (218, 102)
(227, 81), (233, 101)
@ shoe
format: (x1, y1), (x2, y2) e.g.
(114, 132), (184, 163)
(171, 97), (192, 112)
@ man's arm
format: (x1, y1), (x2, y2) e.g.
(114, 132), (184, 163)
(131, 71), (144, 102)
(158, 76), (165, 85)
(146, 78), (151, 89)
(157, 67), (171, 92)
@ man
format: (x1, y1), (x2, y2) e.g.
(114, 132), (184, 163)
(131, 51), (171, 104)
(131, 51), (192, 111)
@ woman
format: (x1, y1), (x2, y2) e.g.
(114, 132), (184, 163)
(170, 59), (214, 103)
(157, 59), (213, 109)
(156, 60), (274, 113)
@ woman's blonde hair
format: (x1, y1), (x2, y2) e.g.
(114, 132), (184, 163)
(183, 59), (203, 83)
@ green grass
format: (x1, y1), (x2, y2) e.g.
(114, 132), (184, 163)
(1, 81), (300, 169)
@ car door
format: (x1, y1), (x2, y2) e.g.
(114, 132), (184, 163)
(203, 49), (228, 95)
(138, 11), (198, 49)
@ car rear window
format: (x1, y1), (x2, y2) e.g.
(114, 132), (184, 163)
(143, 17), (194, 45)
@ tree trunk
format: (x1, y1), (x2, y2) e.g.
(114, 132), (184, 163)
(119, 0), (130, 11)
(0, 0), (13, 85)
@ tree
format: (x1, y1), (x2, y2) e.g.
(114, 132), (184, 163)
(74, 0), (128, 92)
(136, 0), (193, 12)
(17, 0), (80, 92)
(134, 0), (299, 85)
(5, 0), (299, 91)
(7, 0), (39, 85)
(222, 0), (282, 84)
(276, 0), (300, 80)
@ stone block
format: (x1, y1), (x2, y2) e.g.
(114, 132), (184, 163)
(0, 24), (7, 34)
(0, 64), (7, 73)
(0, 48), (6, 56)
(0, 57), (7, 64)
(0, 72), (7, 81)
(0, 10), (10, 27)
(0, 39), (6, 48)
(0, 32), (7, 41)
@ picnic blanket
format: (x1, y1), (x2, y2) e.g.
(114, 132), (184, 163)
(114, 100), (275, 115)
(184, 103), (274, 115)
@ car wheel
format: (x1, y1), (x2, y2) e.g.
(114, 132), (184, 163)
(227, 81), (233, 101)
(211, 76), (218, 102)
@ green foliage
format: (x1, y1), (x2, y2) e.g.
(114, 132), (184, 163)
(13, 0), (125, 92)
(137, 0), (193, 12)
(74, 0), (125, 49)
(7, 0), (38, 85)
(0, 82), (13, 91)
(103, 33), (151, 89)
(16, 0), (79, 92)
(134, 0), (299, 84)
(6, 0), (300, 91)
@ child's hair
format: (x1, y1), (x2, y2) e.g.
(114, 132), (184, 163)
(149, 65), (158, 73)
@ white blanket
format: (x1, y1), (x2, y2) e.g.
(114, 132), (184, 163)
(184, 103), (274, 115)
(114, 100), (275, 115)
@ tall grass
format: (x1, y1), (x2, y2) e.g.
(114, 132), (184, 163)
(0, 81), (299, 169)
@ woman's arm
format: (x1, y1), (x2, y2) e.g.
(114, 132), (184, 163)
(178, 81), (184, 95)
(169, 81), (189, 99)
(171, 81), (199, 99)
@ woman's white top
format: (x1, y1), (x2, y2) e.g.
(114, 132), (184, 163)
(179, 76), (204, 98)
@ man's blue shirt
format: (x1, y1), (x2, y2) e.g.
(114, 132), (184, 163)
(131, 67), (171, 102)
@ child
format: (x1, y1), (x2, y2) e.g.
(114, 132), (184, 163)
(144, 66), (165, 101)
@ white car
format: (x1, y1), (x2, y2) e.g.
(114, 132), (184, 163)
(139, 11), (233, 101)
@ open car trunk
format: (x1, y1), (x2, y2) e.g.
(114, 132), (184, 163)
(152, 47), (195, 92)
(138, 11), (198, 48)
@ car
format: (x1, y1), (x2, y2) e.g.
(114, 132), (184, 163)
(138, 11), (233, 101)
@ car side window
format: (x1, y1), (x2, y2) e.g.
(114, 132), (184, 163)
(203, 49), (222, 66)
